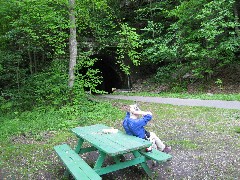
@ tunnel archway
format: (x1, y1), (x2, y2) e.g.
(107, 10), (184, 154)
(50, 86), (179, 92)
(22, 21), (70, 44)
(89, 54), (128, 93)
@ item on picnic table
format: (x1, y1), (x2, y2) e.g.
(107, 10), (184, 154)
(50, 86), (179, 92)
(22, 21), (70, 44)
(145, 146), (152, 152)
(102, 128), (118, 134)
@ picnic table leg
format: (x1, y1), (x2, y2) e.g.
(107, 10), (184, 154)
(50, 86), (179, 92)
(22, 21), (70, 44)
(94, 151), (106, 169)
(75, 138), (84, 154)
(133, 151), (153, 177)
(113, 154), (125, 163)
(113, 156), (120, 163)
(63, 170), (70, 178)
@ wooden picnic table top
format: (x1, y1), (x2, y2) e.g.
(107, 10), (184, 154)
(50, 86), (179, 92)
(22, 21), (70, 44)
(72, 124), (152, 156)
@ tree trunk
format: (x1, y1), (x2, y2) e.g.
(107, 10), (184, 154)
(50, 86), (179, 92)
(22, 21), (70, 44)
(234, 0), (240, 37)
(17, 47), (20, 93)
(28, 41), (33, 75)
(34, 49), (37, 73)
(68, 0), (77, 88)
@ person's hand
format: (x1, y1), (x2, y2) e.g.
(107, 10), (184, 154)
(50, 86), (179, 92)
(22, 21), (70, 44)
(121, 105), (129, 111)
(143, 111), (152, 116)
(132, 110), (152, 116)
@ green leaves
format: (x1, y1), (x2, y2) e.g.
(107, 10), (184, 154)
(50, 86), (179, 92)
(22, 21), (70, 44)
(75, 53), (104, 95)
(0, 0), (239, 111)
(9, 0), (69, 55)
(151, 0), (239, 80)
(116, 23), (141, 75)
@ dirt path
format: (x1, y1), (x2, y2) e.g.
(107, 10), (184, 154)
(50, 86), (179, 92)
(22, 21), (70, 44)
(102, 95), (240, 110)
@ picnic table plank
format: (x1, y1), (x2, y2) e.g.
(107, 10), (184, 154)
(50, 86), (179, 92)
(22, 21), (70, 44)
(54, 144), (101, 180)
(73, 128), (121, 155)
(140, 149), (172, 162)
(94, 156), (146, 175)
(72, 124), (151, 156)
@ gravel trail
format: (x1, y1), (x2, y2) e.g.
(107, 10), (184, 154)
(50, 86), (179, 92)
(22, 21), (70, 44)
(102, 95), (240, 110)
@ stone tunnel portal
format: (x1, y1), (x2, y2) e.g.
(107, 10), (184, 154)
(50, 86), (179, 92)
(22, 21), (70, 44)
(90, 54), (129, 93)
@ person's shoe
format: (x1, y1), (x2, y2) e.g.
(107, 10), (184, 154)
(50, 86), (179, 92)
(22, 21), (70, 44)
(146, 146), (152, 152)
(120, 155), (126, 162)
(162, 146), (171, 153)
(152, 160), (159, 167)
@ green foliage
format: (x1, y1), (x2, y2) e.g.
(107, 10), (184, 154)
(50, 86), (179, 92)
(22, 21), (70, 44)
(215, 78), (223, 90)
(0, 97), (14, 113)
(155, 65), (173, 84)
(154, 63), (191, 91)
(0, 100), (121, 141)
(117, 23), (141, 75)
(9, 0), (69, 55)
(75, 52), (104, 95)
(140, 21), (177, 63)
(138, 0), (240, 83)
(0, 50), (26, 90)
(0, 0), (239, 114)
(155, 63), (188, 84)
(26, 59), (70, 106)
(75, 0), (118, 50)
(0, 0), (69, 96)
(0, 59), (70, 111)
(0, 0), (239, 173)
(0, 54), (105, 111)
(0, 0), (109, 109)
(167, 0), (239, 79)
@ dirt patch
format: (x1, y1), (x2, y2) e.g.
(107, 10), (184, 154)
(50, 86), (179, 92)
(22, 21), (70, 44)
(131, 76), (240, 94)
(11, 131), (57, 145)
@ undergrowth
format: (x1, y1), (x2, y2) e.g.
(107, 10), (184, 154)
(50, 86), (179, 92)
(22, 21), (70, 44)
(0, 100), (123, 143)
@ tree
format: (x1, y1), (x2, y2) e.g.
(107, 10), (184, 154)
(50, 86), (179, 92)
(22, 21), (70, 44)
(137, 0), (240, 83)
(68, 0), (77, 88)
(234, 0), (240, 37)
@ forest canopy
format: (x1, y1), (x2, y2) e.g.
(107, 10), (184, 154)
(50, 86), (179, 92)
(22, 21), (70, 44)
(0, 0), (239, 111)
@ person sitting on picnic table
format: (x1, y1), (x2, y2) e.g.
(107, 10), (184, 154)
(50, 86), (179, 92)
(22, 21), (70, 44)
(122, 104), (171, 153)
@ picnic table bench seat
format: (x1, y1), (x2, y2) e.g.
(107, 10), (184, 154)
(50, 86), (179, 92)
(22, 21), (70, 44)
(54, 144), (102, 180)
(140, 149), (172, 162)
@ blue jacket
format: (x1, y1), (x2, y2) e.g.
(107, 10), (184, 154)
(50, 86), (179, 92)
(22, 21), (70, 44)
(122, 112), (152, 139)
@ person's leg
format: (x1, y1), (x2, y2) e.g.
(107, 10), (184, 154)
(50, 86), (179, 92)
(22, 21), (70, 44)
(149, 132), (165, 151)
(149, 137), (157, 149)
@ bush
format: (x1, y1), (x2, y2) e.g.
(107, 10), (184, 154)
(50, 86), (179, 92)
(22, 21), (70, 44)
(0, 59), (74, 112)
(0, 99), (122, 140)
(154, 63), (190, 92)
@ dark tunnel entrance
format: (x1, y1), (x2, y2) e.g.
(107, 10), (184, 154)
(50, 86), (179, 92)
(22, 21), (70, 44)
(88, 54), (129, 93)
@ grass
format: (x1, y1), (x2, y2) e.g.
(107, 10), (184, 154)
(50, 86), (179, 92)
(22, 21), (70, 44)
(0, 101), (123, 141)
(112, 91), (240, 101)
(0, 100), (124, 179)
(234, 126), (240, 133)
(1, 98), (240, 179)
(168, 139), (199, 149)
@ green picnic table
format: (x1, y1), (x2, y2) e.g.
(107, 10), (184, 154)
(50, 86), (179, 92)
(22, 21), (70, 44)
(54, 124), (172, 180)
